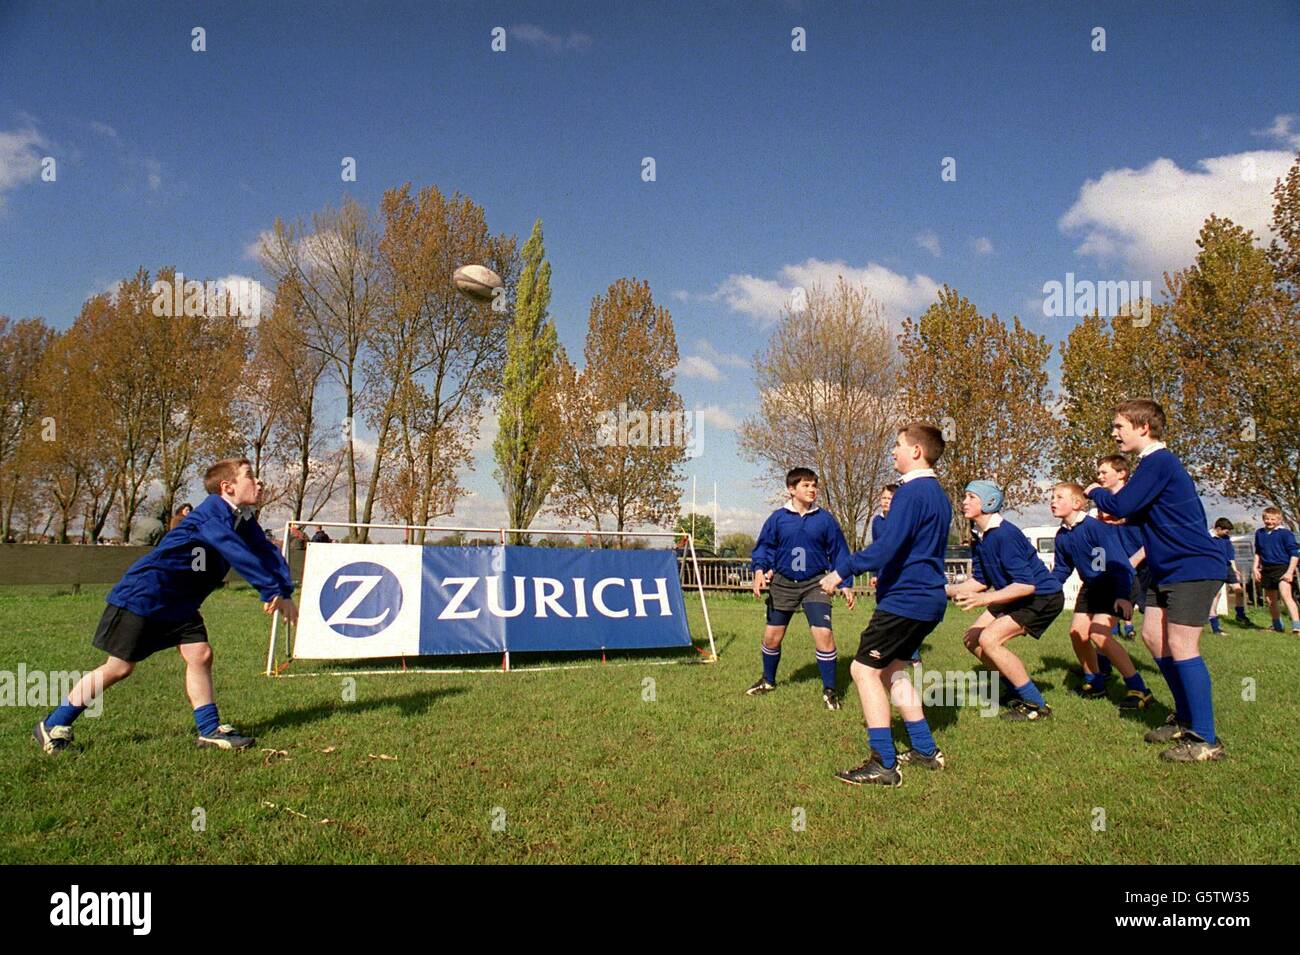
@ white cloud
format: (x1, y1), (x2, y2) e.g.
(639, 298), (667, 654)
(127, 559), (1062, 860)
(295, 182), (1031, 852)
(1253, 114), (1300, 150)
(693, 339), (748, 369)
(244, 229), (275, 261)
(915, 231), (942, 257)
(143, 156), (162, 191)
(0, 127), (49, 207)
(694, 404), (740, 431)
(678, 355), (723, 381)
(88, 120), (118, 139)
(714, 258), (940, 326)
(511, 23), (593, 52)
(1059, 150), (1294, 275)
(972, 236), (994, 255)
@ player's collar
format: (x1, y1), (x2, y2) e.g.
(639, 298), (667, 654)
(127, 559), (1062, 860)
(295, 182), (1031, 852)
(1060, 511), (1087, 530)
(1137, 441), (1166, 459)
(900, 467), (936, 483)
(981, 513), (1004, 531)
(784, 501), (820, 515)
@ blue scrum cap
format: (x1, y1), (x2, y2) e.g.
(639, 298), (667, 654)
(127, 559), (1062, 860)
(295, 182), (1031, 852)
(964, 480), (1005, 514)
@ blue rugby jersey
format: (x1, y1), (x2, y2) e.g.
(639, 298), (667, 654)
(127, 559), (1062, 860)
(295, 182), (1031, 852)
(1254, 526), (1299, 566)
(751, 504), (853, 587)
(970, 517), (1062, 596)
(1052, 515), (1134, 592)
(106, 493), (294, 620)
(834, 473), (950, 621)
(1087, 448), (1224, 584)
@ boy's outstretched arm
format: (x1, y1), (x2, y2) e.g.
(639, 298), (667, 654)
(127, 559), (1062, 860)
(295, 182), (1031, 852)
(820, 495), (914, 592)
(1086, 458), (1169, 519)
(197, 518), (295, 610)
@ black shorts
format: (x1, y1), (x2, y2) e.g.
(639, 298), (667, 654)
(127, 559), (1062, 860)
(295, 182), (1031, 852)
(92, 604), (208, 662)
(854, 610), (939, 668)
(765, 572), (832, 628)
(990, 591), (1065, 639)
(1130, 564), (1151, 610)
(1260, 563), (1290, 592)
(1142, 579), (1222, 628)
(1075, 580), (1122, 617)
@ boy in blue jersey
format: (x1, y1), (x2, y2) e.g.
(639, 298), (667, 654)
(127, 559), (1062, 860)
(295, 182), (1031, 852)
(869, 484), (898, 543)
(749, 467), (856, 710)
(819, 424), (951, 786)
(1050, 482), (1155, 709)
(1252, 506), (1300, 633)
(947, 482), (1065, 721)
(1209, 518), (1248, 631)
(32, 458), (299, 754)
(1086, 399), (1226, 762)
(1097, 454), (1141, 641)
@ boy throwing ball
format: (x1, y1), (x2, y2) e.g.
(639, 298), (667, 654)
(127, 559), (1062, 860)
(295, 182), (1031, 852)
(33, 458), (298, 754)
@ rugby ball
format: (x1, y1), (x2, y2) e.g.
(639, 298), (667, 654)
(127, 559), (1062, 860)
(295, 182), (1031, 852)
(453, 264), (503, 301)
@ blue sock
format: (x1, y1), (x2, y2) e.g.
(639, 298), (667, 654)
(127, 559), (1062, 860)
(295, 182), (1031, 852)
(1015, 680), (1046, 708)
(1154, 656), (1190, 722)
(1209, 615), (1221, 633)
(1235, 606), (1247, 620)
(904, 718), (936, 757)
(193, 703), (221, 737)
(1174, 657), (1215, 744)
(1085, 670), (1106, 688)
(910, 647), (922, 663)
(868, 726), (896, 768)
(1097, 653), (1113, 676)
(761, 643), (781, 684)
(45, 700), (87, 728)
(815, 648), (837, 690)
(1272, 617), (1284, 632)
(1122, 671), (1149, 693)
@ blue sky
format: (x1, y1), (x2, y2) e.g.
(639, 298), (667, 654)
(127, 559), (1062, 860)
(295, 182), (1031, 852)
(1, 0), (1297, 535)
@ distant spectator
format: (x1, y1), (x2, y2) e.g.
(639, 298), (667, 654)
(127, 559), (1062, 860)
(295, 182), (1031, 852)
(129, 508), (167, 548)
(311, 525), (332, 544)
(3, 532), (15, 544)
(288, 525), (309, 551)
(169, 503), (193, 531)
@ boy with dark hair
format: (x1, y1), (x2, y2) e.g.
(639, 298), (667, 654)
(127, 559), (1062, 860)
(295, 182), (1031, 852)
(1252, 507), (1299, 634)
(819, 424), (950, 786)
(1211, 517), (1247, 631)
(749, 467), (856, 710)
(33, 458), (298, 754)
(1050, 482), (1154, 709)
(1086, 399), (1226, 761)
(948, 481), (1065, 721)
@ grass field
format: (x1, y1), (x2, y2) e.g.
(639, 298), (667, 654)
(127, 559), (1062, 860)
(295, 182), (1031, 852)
(2, 583), (1298, 864)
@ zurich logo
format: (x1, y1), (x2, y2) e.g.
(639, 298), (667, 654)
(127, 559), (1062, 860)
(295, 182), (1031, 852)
(319, 561), (403, 637)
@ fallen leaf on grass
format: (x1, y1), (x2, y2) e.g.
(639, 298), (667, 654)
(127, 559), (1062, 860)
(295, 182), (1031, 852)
(261, 748), (291, 766)
(320, 746), (337, 754)
(367, 753), (397, 761)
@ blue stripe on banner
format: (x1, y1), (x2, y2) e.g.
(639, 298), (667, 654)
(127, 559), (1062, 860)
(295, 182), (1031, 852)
(419, 546), (692, 654)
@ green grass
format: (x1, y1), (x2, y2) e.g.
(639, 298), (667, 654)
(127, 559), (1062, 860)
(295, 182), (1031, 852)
(2, 584), (1297, 863)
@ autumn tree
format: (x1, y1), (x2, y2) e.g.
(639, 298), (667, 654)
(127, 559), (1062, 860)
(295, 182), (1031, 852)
(1164, 156), (1300, 522)
(494, 219), (560, 543)
(674, 511), (716, 551)
(366, 184), (518, 540)
(0, 316), (54, 539)
(897, 286), (1055, 538)
(259, 198), (381, 532)
(548, 279), (686, 538)
(1054, 302), (1181, 484)
(739, 280), (899, 549)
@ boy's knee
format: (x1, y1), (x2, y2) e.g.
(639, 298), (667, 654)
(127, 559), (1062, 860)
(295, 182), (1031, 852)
(183, 643), (214, 667)
(977, 630), (1004, 653)
(106, 657), (134, 678)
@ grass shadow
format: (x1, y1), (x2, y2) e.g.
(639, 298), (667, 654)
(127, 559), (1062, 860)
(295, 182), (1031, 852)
(249, 688), (469, 734)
